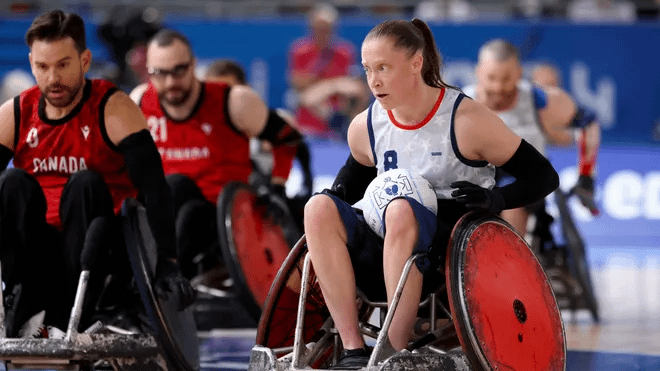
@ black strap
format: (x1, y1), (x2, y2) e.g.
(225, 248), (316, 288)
(118, 129), (176, 260)
(497, 139), (559, 210)
(257, 109), (303, 146)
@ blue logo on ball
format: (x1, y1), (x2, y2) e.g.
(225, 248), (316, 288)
(385, 184), (398, 195)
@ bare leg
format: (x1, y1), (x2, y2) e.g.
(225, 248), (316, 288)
(501, 207), (529, 236)
(382, 199), (423, 351)
(304, 195), (364, 350)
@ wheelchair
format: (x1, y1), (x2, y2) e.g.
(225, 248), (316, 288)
(212, 181), (302, 322)
(528, 187), (600, 322)
(0, 197), (198, 370)
(248, 212), (566, 371)
(191, 140), (313, 327)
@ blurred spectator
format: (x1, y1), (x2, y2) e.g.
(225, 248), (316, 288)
(0, 69), (35, 103)
(531, 62), (562, 87)
(98, 6), (161, 91)
(0, 68), (35, 168)
(567, 0), (636, 23)
(414, 0), (477, 22)
(287, 3), (368, 141)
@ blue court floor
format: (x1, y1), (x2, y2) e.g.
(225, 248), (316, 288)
(198, 327), (660, 371)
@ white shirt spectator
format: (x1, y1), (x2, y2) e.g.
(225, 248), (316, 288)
(567, 0), (636, 23)
(414, 0), (477, 22)
(0, 69), (35, 103)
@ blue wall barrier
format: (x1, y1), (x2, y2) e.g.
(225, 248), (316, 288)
(1, 19), (659, 145)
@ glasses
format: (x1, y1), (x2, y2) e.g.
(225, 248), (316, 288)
(147, 62), (192, 79)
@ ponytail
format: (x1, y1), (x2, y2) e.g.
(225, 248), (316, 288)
(410, 19), (443, 88)
(365, 18), (455, 89)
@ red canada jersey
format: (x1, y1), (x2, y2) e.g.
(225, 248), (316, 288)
(139, 82), (251, 204)
(13, 79), (138, 228)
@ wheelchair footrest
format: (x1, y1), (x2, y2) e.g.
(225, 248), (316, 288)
(380, 351), (471, 371)
(0, 333), (159, 361)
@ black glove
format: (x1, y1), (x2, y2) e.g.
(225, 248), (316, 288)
(572, 175), (600, 216)
(154, 258), (196, 311)
(450, 181), (505, 215)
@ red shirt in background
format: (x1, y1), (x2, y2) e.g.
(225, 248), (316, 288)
(289, 35), (356, 137)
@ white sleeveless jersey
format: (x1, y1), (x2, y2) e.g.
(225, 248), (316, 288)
(463, 80), (547, 155)
(368, 87), (496, 200)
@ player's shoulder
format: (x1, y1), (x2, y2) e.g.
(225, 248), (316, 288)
(347, 108), (369, 137)
(105, 88), (141, 116)
(0, 97), (15, 123)
(454, 92), (497, 128)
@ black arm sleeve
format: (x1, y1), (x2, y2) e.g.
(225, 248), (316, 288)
(331, 154), (378, 205)
(497, 139), (559, 210)
(257, 109), (303, 146)
(118, 129), (176, 260)
(0, 143), (13, 170)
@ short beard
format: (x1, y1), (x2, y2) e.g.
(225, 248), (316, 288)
(43, 78), (83, 108)
(487, 90), (516, 111)
(159, 88), (191, 107)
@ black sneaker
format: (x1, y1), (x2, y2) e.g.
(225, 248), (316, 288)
(330, 347), (371, 370)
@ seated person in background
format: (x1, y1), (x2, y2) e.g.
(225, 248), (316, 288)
(463, 39), (601, 236)
(287, 3), (369, 140)
(130, 31), (303, 281)
(205, 59), (314, 207)
(0, 10), (193, 338)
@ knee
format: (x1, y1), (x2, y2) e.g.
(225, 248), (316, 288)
(304, 194), (338, 233)
(384, 199), (418, 243)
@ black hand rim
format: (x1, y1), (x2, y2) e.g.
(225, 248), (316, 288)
(122, 197), (199, 371)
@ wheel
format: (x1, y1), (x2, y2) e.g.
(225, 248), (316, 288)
(122, 198), (200, 371)
(217, 181), (299, 322)
(446, 212), (566, 371)
(255, 236), (328, 349)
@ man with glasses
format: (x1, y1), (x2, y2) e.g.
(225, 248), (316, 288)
(130, 29), (303, 280)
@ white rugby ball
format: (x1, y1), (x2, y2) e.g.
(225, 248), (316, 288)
(353, 169), (438, 238)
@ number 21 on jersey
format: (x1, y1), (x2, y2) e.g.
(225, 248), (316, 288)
(147, 116), (168, 142)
